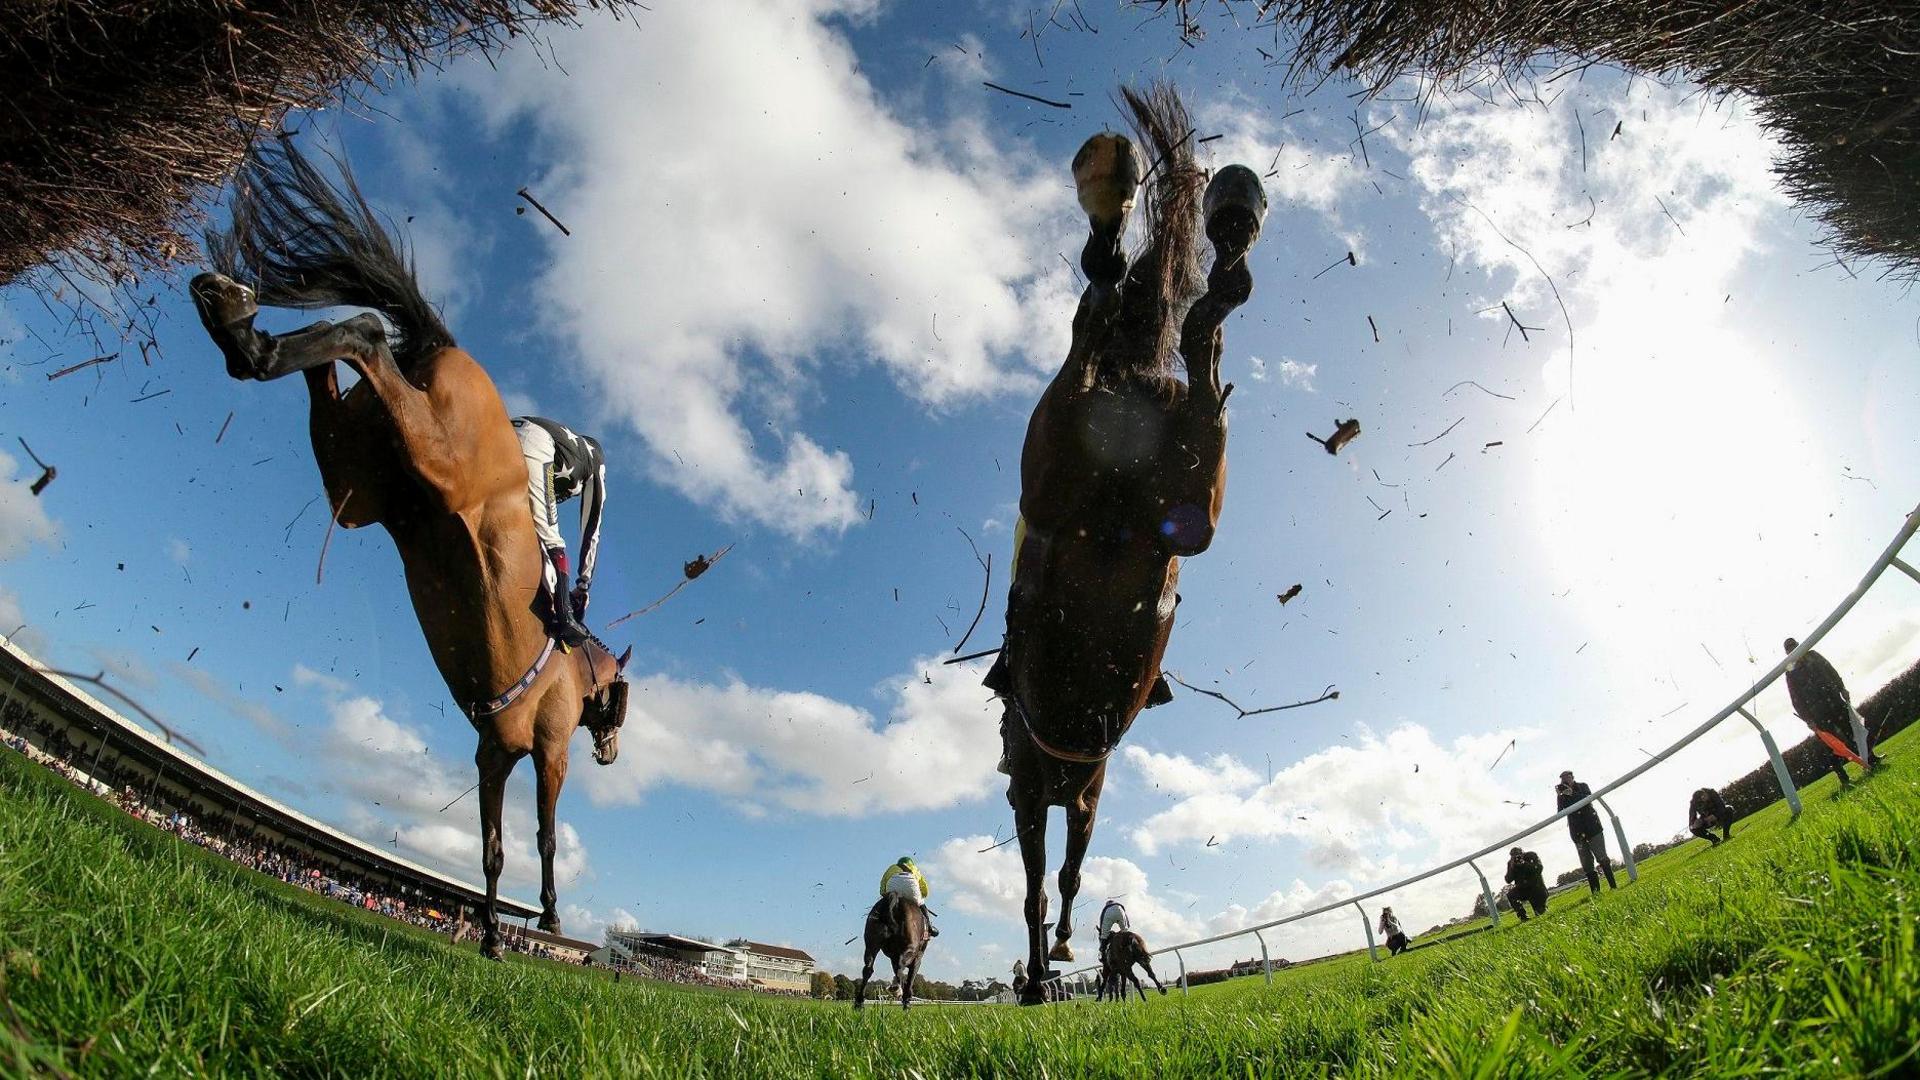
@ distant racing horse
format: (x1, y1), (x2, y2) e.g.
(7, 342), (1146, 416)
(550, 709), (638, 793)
(1097, 931), (1167, 1002)
(997, 85), (1266, 1004)
(189, 140), (629, 959)
(855, 895), (931, 1010)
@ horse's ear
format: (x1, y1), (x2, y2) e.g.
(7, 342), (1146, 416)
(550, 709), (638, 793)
(617, 645), (632, 670)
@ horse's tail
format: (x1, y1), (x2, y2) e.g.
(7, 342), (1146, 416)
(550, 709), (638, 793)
(1119, 82), (1205, 375)
(206, 137), (454, 368)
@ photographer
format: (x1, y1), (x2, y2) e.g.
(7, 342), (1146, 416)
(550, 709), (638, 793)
(1503, 847), (1548, 920)
(1688, 787), (1733, 846)
(1556, 770), (1618, 894)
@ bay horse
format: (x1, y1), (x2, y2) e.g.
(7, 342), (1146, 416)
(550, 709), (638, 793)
(854, 896), (931, 1011)
(1096, 931), (1167, 1002)
(997, 85), (1266, 1004)
(189, 140), (629, 959)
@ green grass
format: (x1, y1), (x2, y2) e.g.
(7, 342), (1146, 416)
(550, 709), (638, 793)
(3, 729), (1919, 1078)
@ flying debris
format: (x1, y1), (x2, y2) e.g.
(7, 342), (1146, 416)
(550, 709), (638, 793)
(1306, 419), (1362, 456)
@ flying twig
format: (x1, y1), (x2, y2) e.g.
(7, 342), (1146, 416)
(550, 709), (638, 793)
(1443, 380), (1515, 401)
(515, 188), (571, 235)
(1408, 417), (1464, 447)
(38, 667), (205, 755)
(982, 81), (1071, 108)
(1164, 673), (1338, 718)
(46, 353), (116, 381)
(316, 489), (350, 585)
(607, 543), (737, 627)
(1307, 419), (1362, 456)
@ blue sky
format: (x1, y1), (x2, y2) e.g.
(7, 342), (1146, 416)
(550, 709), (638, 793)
(3, 0), (1919, 980)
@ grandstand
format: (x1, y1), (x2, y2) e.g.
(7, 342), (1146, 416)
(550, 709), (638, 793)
(0, 632), (539, 926)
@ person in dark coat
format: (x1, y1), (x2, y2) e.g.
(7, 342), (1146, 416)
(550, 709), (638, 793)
(1782, 638), (1877, 785)
(1688, 787), (1733, 845)
(1503, 847), (1548, 920)
(1556, 770), (1617, 894)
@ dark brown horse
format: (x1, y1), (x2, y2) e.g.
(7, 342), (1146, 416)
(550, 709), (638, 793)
(854, 896), (931, 1010)
(997, 85), (1266, 1004)
(189, 141), (628, 959)
(1096, 931), (1167, 1002)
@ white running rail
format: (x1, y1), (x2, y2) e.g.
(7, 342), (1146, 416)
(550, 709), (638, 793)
(1041, 502), (1920, 995)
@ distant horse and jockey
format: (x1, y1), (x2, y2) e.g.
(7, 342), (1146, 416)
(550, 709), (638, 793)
(190, 141), (628, 960)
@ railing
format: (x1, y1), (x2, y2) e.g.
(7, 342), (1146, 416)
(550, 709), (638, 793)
(1044, 502), (1920, 994)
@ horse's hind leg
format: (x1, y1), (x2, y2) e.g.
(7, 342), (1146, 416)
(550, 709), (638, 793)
(192, 273), (376, 383)
(1139, 954), (1167, 996)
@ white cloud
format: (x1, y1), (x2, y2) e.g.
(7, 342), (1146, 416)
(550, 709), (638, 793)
(1121, 745), (1259, 798)
(0, 450), (57, 560)
(1251, 356), (1317, 391)
(578, 655), (1001, 816)
(1125, 723), (1542, 861)
(454, 0), (1080, 537)
(1196, 98), (1365, 213)
(166, 538), (191, 567)
(277, 673), (593, 896)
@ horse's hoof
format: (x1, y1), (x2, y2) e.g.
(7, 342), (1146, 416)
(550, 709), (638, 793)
(539, 912), (562, 934)
(1048, 941), (1075, 962)
(1203, 163), (1268, 250)
(190, 272), (259, 326)
(1073, 133), (1141, 232)
(482, 942), (504, 962)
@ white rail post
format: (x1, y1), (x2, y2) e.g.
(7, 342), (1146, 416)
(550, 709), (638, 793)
(1354, 901), (1380, 962)
(1738, 705), (1802, 818)
(1468, 859), (1499, 929)
(1595, 796), (1638, 883)
(1174, 947), (1189, 995)
(1253, 928), (1273, 983)
(1890, 556), (1920, 588)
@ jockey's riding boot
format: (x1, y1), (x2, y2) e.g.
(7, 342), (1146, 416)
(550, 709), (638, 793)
(550, 573), (591, 648)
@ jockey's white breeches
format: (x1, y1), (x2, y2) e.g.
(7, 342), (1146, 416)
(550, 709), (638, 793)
(884, 873), (922, 903)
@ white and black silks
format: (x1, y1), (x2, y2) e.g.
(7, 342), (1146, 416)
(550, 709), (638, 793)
(511, 415), (606, 593)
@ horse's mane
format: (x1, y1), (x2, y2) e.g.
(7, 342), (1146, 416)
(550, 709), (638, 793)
(1114, 83), (1206, 381)
(206, 137), (454, 369)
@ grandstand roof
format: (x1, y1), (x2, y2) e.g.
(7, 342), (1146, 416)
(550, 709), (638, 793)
(0, 633), (539, 919)
(613, 931), (738, 955)
(735, 941), (814, 963)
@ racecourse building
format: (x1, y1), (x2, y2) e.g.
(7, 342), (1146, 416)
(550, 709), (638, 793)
(730, 940), (816, 992)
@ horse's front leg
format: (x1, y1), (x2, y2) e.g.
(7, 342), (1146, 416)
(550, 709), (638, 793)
(1051, 772), (1102, 961)
(474, 737), (519, 960)
(532, 725), (570, 933)
(1159, 165), (1267, 556)
(1012, 788), (1051, 1003)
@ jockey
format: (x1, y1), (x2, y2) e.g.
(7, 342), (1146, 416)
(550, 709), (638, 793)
(879, 855), (938, 937)
(511, 416), (606, 647)
(1096, 898), (1130, 948)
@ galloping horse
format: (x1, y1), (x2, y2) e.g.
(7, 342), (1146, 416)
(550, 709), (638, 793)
(854, 896), (931, 1010)
(998, 85), (1266, 1004)
(1096, 931), (1167, 1002)
(189, 141), (628, 959)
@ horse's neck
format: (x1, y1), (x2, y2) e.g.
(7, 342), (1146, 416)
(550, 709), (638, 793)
(388, 503), (550, 704)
